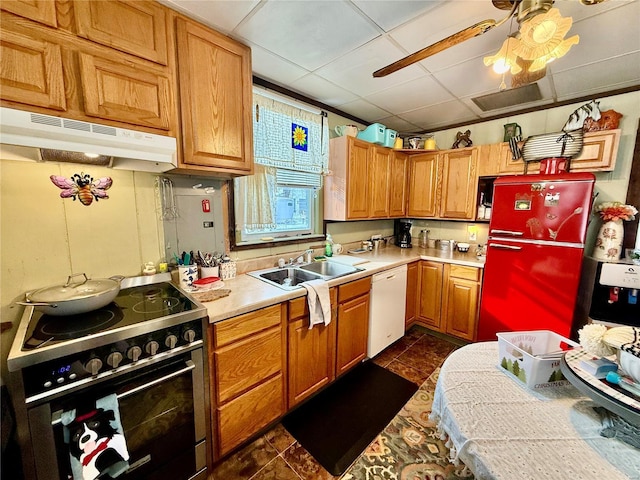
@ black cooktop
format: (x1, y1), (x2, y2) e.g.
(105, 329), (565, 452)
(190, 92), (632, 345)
(23, 282), (198, 349)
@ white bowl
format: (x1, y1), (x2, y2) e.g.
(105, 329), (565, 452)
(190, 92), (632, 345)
(618, 349), (640, 383)
(457, 242), (470, 252)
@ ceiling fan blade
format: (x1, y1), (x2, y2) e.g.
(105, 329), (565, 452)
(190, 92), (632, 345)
(373, 20), (497, 78)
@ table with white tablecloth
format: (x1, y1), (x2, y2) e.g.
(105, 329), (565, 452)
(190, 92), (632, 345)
(429, 342), (640, 480)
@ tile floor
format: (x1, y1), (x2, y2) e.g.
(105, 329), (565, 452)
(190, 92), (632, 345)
(209, 326), (464, 480)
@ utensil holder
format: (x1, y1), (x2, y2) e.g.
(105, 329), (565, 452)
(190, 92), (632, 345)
(178, 265), (199, 288)
(220, 261), (237, 280)
(200, 266), (219, 279)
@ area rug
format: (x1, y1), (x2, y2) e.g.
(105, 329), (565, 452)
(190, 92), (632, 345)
(282, 360), (418, 476)
(341, 368), (475, 480)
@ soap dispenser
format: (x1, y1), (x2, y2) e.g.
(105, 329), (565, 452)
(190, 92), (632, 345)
(325, 234), (333, 257)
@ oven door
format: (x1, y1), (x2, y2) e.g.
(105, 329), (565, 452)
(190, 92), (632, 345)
(28, 349), (207, 480)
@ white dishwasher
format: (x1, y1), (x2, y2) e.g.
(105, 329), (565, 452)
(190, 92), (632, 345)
(367, 264), (407, 358)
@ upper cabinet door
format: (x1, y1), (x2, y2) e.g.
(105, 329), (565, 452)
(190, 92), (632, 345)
(346, 138), (370, 219)
(74, 0), (169, 65)
(1, 0), (57, 27)
(439, 148), (478, 219)
(0, 29), (66, 110)
(407, 152), (438, 218)
(389, 152), (408, 217)
(368, 146), (391, 218)
(176, 18), (253, 173)
(78, 52), (172, 130)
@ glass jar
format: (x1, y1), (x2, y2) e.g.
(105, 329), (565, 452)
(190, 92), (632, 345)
(419, 229), (429, 248)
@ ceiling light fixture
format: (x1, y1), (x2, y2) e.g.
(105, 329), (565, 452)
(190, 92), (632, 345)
(483, 7), (579, 84)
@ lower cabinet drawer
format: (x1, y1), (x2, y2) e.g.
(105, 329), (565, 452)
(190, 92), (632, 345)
(214, 326), (282, 404)
(216, 374), (284, 456)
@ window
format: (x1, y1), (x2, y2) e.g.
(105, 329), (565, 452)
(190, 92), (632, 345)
(231, 91), (328, 248)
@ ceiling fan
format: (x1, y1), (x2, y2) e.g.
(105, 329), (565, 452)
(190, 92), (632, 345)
(373, 0), (606, 79)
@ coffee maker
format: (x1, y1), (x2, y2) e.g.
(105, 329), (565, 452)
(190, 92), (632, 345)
(572, 258), (640, 337)
(394, 219), (412, 248)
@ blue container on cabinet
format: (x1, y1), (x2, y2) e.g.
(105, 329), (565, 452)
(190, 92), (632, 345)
(357, 123), (386, 145)
(383, 128), (397, 148)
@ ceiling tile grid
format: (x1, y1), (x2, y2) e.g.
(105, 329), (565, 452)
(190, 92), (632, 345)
(162, 0), (640, 133)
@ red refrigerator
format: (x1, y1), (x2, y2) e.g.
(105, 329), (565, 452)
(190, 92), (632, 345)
(477, 172), (596, 341)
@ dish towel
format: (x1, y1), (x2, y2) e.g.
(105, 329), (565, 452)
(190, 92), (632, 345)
(61, 393), (130, 480)
(301, 279), (331, 329)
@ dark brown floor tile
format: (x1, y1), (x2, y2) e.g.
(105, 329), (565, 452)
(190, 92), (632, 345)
(282, 441), (339, 480)
(395, 349), (447, 378)
(385, 359), (431, 385)
(264, 423), (296, 453)
(210, 436), (278, 480)
(251, 456), (301, 480)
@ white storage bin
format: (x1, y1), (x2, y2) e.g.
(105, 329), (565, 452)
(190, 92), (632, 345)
(497, 330), (579, 389)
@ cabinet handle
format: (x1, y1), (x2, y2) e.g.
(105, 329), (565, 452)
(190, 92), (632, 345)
(490, 229), (523, 236)
(490, 243), (522, 251)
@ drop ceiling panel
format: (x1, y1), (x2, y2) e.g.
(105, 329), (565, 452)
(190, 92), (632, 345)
(162, 0), (258, 32)
(336, 98), (391, 122)
(352, 0), (440, 32)
(399, 99), (479, 130)
(374, 115), (423, 133)
(315, 37), (426, 97)
(164, 0), (640, 134)
(288, 74), (359, 106)
(249, 44), (310, 86)
(235, 0), (381, 71)
(553, 53), (640, 100)
(364, 75), (454, 114)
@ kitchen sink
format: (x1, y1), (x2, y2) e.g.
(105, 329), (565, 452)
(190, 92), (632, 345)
(248, 262), (363, 290)
(299, 261), (361, 278)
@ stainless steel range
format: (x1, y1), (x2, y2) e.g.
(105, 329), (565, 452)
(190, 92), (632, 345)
(6, 273), (210, 480)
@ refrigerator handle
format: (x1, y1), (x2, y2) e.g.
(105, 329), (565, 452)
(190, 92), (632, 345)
(490, 229), (524, 236)
(490, 243), (523, 251)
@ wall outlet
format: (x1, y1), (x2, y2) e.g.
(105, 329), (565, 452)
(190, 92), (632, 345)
(468, 226), (477, 242)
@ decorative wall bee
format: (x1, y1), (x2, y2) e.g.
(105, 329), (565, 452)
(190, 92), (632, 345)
(50, 173), (113, 206)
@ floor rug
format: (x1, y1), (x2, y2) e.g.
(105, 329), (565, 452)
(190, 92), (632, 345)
(282, 360), (418, 476)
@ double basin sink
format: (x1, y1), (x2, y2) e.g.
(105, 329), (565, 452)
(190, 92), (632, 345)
(248, 261), (364, 290)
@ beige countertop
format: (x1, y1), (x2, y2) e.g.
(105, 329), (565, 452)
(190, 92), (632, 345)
(197, 246), (485, 323)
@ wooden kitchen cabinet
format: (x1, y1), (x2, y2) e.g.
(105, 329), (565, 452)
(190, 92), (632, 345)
(478, 130), (621, 177)
(416, 261), (444, 330)
(405, 261), (419, 328)
(336, 277), (371, 376)
(389, 151), (408, 217)
(407, 152), (439, 217)
(74, 0), (170, 65)
(0, 0), (57, 27)
(174, 17), (254, 176)
(407, 148), (477, 220)
(0, 4), (177, 134)
(210, 303), (287, 457)
(325, 136), (408, 220)
(415, 260), (481, 341)
(442, 264), (481, 341)
(287, 289), (337, 407)
(438, 147), (478, 220)
(369, 146), (392, 217)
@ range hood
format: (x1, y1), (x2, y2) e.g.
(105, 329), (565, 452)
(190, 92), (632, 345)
(0, 107), (177, 173)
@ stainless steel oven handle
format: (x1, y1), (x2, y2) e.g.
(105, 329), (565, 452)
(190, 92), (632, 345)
(51, 360), (195, 426)
(119, 360), (195, 400)
(489, 243), (523, 251)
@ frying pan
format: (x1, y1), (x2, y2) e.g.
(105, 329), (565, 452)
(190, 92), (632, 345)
(17, 273), (124, 316)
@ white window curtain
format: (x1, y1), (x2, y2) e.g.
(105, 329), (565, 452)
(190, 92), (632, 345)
(234, 92), (328, 234)
(234, 164), (277, 232)
(252, 92), (329, 174)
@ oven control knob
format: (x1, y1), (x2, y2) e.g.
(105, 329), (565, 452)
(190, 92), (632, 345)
(165, 334), (178, 349)
(106, 351), (123, 369)
(145, 340), (160, 356)
(183, 329), (196, 343)
(127, 345), (142, 362)
(85, 358), (103, 376)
